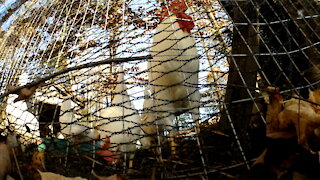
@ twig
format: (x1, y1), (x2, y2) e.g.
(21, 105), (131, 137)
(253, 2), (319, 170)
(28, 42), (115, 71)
(147, 157), (188, 165)
(82, 155), (104, 166)
(219, 172), (236, 179)
(165, 159), (257, 179)
(0, 55), (152, 100)
(12, 147), (23, 180)
(52, 84), (85, 108)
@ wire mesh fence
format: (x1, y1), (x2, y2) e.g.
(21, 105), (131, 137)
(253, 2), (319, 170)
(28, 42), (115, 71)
(0, 0), (319, 179)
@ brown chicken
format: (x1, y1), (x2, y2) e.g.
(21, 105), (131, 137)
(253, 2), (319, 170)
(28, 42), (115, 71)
(264, 87), (283, 134)
(307, 88), (320, 113)
(250, 87), (320, 180)
(278, 90), (320, 150)
(29, 151), (46, 180)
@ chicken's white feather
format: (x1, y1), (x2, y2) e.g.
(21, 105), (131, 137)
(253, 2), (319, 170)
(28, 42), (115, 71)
(96, 66), (141, 160)
(59, 99), (96, 142)
(143, 13), (200, 144)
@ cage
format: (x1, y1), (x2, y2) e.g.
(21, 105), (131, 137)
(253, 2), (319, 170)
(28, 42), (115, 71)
(0, 0), (320, 179)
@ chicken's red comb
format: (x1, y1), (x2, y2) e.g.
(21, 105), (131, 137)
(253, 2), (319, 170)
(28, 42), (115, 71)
(168, 0), (187, 12)
(156, 0), (190, 23)
(156, 0), (188, 16)
(273, 93), (283, 102)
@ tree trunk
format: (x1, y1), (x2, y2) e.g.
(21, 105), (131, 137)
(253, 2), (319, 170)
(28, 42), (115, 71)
(219, 1), (259, 137)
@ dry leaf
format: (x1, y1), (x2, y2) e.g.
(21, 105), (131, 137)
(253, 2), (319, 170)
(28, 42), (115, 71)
(32, 151), (46, 171)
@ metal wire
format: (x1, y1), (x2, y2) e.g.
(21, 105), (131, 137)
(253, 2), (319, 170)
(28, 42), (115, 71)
(0, 0), (319, 179)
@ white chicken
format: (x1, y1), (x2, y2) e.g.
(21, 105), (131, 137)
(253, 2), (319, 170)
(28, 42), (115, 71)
(59, 98), (98, 144)
(142, 0), (200, 146)
(96, 66), (141, 165)
(5, 94), (40, 145)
